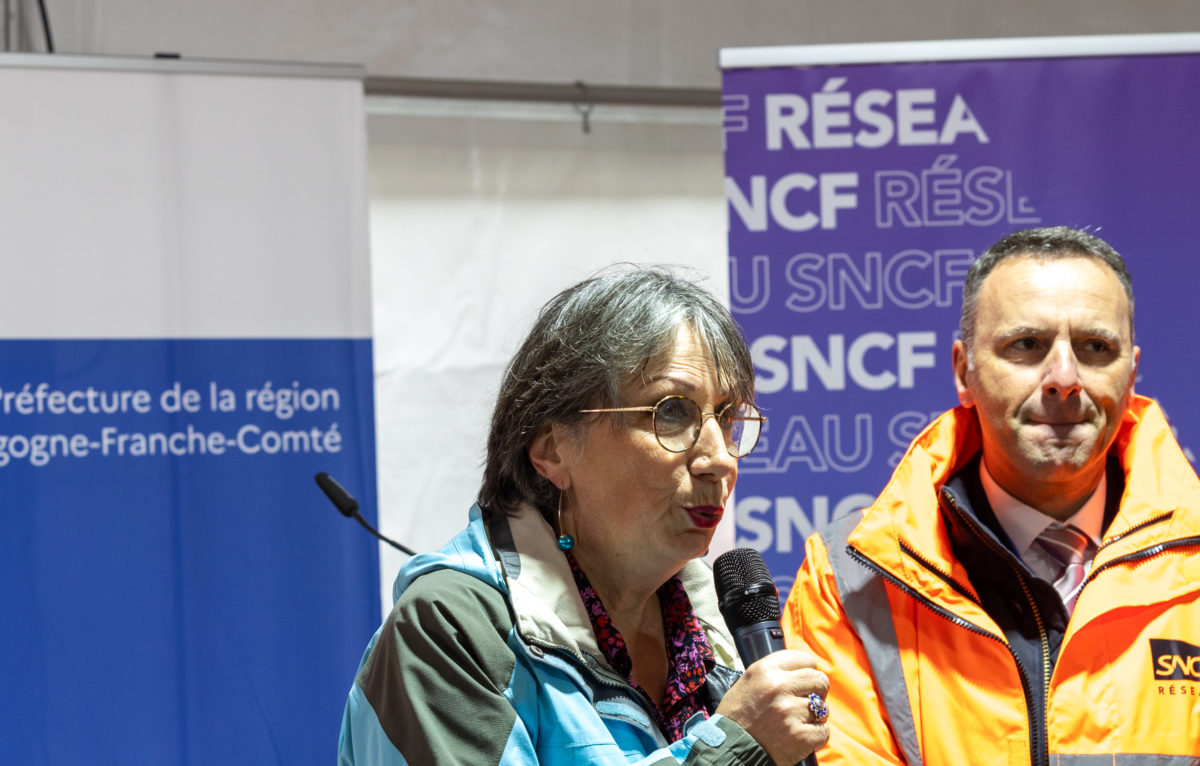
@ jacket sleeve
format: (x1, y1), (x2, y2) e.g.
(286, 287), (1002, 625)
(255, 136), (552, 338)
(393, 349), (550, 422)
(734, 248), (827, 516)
(338, 569), (529, 765)
(782, 532), (909, 766)
(337, 569), (773, 766)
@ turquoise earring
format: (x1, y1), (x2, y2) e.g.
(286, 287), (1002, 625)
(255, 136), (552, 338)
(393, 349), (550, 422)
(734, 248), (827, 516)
(556, 491), (574, 551)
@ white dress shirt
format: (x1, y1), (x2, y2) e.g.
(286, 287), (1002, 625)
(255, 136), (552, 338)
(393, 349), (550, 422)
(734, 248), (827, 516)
(979, 459), (1105, 584)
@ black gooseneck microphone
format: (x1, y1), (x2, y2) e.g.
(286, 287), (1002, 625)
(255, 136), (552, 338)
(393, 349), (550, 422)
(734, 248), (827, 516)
(314, 472), (417, 556)
(714, 547), (818, 766)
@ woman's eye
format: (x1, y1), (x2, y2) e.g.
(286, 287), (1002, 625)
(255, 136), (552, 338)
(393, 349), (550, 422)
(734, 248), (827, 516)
(655, 398), (693, 426)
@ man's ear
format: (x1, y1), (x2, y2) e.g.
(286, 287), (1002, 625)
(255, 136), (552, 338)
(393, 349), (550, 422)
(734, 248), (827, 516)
(528, 424), (571, 490)
(952, 339), (975, 408)
(1129, 344), (1140, 398)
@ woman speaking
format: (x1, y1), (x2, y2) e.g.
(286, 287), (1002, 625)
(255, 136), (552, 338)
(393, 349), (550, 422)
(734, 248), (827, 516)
(338, 267), (828, 765)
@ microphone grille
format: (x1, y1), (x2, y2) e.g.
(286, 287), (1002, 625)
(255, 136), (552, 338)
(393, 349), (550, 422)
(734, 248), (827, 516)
(713, 547), (782, 629)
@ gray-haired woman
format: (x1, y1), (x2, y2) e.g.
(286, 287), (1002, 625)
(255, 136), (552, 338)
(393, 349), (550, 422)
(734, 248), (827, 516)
(339, 267), (829, 765)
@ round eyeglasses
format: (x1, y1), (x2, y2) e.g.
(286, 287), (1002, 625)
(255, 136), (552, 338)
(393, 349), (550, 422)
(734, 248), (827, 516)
(580, 395), (766, 457)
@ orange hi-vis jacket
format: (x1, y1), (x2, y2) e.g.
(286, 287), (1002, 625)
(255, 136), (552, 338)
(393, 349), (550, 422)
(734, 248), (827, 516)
(783, 396), (1200, 765)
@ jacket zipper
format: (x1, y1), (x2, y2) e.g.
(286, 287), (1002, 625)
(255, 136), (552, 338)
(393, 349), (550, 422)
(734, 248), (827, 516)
(938, 491), (1051, 766)
(856, 501), (1200, 766)
(525, 637), (676, 743)
(1098, 511), (1172, 547)
(527, 636), (632, 690)
(1085, 535), (1200, 584)
(848, 545), (1048, 766)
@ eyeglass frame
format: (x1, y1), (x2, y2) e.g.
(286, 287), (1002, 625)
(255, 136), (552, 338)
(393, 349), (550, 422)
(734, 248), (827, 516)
(578, 395), (766, 457)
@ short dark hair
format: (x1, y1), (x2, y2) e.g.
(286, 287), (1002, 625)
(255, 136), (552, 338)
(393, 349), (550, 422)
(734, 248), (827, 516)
(478, 266), (754, 522)
(960, 226), (1135, 351)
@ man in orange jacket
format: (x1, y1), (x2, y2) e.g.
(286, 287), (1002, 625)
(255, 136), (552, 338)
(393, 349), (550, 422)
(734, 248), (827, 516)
(783, 226), (1200, 765)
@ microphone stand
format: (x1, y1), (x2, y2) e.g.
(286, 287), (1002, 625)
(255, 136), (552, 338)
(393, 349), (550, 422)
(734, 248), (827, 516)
(314, 472), (417, 556)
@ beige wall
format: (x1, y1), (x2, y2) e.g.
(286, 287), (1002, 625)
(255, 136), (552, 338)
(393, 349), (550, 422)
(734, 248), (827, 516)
(33, 2), (1200, 87)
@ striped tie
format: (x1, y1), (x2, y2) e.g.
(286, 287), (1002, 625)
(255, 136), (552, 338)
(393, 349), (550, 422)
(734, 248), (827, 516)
(1036, 522), (1095, 615)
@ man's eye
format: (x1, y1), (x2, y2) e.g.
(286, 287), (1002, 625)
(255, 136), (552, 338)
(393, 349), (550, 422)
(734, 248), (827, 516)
(1077, 339), (1115, 358)
(1010, 337), (1040, 352)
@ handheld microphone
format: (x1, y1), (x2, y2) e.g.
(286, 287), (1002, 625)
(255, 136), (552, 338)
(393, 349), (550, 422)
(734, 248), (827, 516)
(714, 547), (818, 766)
(314, 472), (417, 556)
(714, 547), (786, 662)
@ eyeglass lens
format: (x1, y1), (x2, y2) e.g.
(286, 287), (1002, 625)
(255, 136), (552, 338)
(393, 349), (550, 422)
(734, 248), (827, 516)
(653, 396), (761, 457)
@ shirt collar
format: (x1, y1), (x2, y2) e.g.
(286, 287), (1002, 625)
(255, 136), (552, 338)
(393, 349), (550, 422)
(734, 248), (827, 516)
(979, 457), (1106, 557)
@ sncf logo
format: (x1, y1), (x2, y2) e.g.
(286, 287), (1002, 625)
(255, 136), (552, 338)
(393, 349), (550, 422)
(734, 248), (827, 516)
(1151, 639), (1200, 681)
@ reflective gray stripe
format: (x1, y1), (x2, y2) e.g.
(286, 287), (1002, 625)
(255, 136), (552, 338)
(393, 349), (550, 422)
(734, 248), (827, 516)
(823, 512), (924, 766)
(1052, 756), (1200, 765)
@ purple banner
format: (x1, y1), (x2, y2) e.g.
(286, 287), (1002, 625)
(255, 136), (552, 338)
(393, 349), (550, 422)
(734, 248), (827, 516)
(722, 48), (1200, 593)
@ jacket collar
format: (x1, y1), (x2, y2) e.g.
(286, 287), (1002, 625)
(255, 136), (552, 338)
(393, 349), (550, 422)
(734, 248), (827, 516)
(489, 504), (741, 672)
(846, 395), (1200, 614)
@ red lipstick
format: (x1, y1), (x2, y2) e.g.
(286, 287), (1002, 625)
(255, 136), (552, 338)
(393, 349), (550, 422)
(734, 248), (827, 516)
(685, 505), (724, 529)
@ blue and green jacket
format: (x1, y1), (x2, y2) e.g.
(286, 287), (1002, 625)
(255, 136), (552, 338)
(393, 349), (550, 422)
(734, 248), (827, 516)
(337, 503), (771, 765)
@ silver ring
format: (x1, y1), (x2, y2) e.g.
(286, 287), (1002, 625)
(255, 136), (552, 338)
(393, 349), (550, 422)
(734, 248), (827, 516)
(808, 692), (829, 724)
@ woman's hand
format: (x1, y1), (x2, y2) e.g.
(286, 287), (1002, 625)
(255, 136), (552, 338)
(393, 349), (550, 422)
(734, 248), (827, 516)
(714, 649), (830, 765)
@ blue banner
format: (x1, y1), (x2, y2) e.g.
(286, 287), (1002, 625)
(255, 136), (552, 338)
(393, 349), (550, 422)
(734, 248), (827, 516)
(722, 40), (1200, 593)
(0, 58), (376, 765)
(1, 339), (379, 763)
